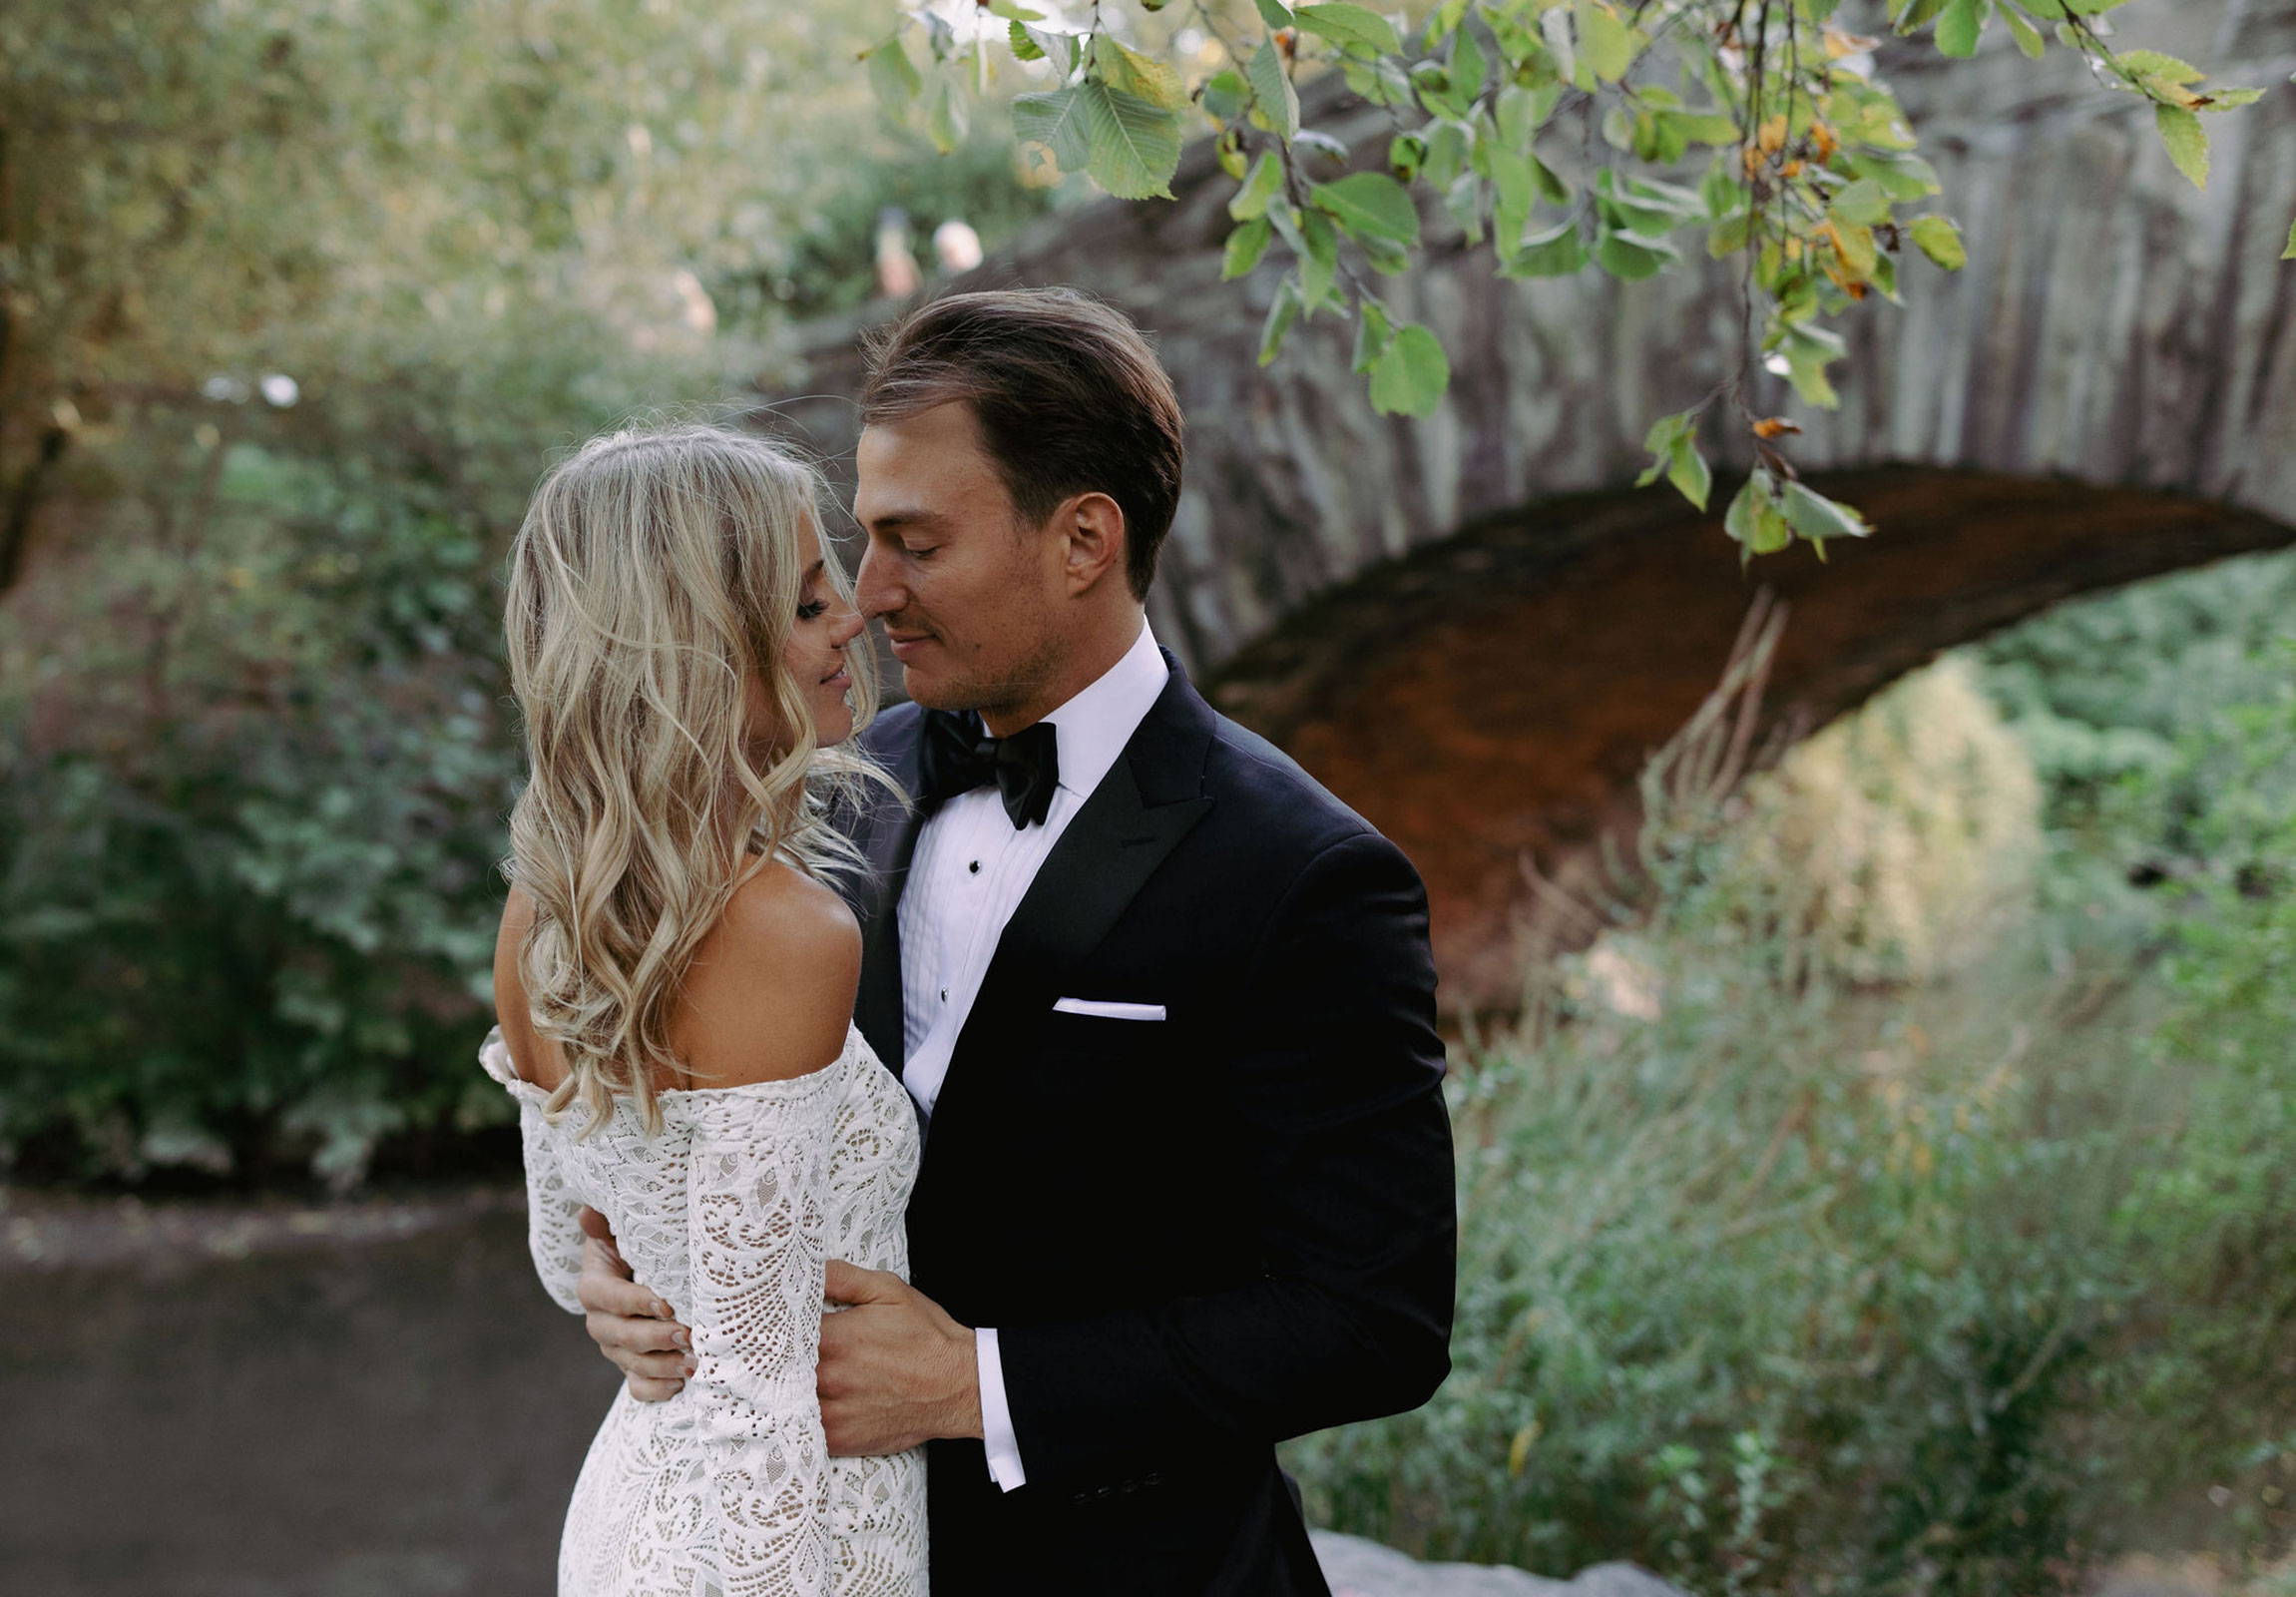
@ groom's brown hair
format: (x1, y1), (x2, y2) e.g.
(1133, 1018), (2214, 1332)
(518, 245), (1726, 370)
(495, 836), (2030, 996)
(858, 287), (1184, 600)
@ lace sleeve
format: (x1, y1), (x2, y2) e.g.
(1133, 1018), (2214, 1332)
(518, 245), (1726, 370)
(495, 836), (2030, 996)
(479, 1027), (586, 1316)
(683, 1073), (843, 1597)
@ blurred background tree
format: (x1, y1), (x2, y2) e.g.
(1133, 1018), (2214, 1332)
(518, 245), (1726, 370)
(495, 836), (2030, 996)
(0, 0), (1070, 1185)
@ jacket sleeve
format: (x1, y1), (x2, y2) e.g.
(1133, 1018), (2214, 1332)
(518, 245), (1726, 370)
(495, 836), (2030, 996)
(994, 829), (1457, 1492)
(681, 1076), (843, 1596)
(479, 1026), (586, 1316)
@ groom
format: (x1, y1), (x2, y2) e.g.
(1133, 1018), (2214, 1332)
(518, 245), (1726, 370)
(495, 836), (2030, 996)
(576, 287), (1456, 1595)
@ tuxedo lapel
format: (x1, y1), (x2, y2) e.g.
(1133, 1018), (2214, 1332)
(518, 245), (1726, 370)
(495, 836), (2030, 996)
(854, 714), (927, 1075)
(935, 662), (1216, 1113)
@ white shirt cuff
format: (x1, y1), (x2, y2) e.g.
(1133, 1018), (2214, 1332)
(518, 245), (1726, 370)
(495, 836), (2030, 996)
(975, 1327), (1027, 1491)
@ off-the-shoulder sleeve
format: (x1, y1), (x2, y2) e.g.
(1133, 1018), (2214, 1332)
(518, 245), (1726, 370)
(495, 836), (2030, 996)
(478, 1026), (586, 1316)
(681, 1071), (844, 1596)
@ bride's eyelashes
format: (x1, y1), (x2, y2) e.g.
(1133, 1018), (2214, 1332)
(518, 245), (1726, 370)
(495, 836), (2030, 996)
(797, 599), (827, 621)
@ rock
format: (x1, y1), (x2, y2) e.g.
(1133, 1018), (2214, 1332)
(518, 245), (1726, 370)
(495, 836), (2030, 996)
(1310, 1531), (1690, 1597)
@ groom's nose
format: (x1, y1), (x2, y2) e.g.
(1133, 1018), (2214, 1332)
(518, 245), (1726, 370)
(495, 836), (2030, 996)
(854, 542), (900, 621)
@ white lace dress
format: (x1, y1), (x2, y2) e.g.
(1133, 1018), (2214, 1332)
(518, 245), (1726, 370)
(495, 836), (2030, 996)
(480, 1023), (928, 1596)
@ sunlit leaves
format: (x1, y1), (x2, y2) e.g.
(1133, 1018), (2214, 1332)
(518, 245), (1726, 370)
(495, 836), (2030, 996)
(1725, 472), (1792, 557)
(853, 0), (2276, 556)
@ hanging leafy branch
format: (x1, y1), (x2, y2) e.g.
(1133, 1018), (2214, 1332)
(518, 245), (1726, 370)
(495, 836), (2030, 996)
(861, 0), (2283, 560)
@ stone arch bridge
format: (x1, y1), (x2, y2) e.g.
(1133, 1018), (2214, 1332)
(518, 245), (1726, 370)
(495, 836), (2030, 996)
(767, 0), (2296, 1011)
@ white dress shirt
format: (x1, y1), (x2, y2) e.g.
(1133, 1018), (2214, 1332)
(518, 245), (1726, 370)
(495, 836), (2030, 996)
(895, 620), (1170, 1492)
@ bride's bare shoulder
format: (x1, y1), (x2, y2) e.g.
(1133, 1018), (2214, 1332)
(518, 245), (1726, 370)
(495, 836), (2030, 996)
(671, 863), (861, 1090)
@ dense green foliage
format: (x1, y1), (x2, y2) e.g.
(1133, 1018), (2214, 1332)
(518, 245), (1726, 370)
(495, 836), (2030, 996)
(1286, 606), (2296, 1591)
(0, 0), (1059, 1186)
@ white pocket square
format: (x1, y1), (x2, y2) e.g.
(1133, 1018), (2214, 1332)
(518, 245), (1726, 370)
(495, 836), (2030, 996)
(1052, 997), (1166, 1021)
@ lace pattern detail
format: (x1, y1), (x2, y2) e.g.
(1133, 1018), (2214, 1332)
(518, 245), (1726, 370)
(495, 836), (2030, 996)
(482, 1025), (928, 1595)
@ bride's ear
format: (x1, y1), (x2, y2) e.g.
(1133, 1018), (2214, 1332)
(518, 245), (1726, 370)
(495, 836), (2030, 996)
(1059, 492), (1128, 596)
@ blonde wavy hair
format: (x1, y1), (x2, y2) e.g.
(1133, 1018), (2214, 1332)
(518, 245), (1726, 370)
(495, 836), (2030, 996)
(503, 421), (886, 1136)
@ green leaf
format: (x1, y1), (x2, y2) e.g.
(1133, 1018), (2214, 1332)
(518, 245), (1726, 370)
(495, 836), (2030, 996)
(1009, 20), (1046, 61)
(1774, 321), (1846, 407)
(2002, 7), (2046, 56)
(1634, 410), (1711, 510)
(1223, 217), (1275, 278)
(1102, 39), (1187, 111)
(1079, 80), (1184, 199)
(1724, 473), (1792, 556)
(1450, 25), (1489, 101)
(1352, 297), (1396, 373)
(1636, 410), (1693, 483)
(1935, 0), (1984, 57)
(1909, 214), (1967, 269)
(1229, 153), (1284, 220)
(1541, 7), (1577, 87)
(1444, 172), (1486, 248)
(1258, 276), (1304, 365)
(1596, 228), (1677, 280)
(1013, 85), (1092, 170)
(2284, 217), (2296, 262)
(1502, 218), (1589, 276)
(2117, 49), (2203, 86)
(1830, 178), (1891, 227)
(1255, 0), (1296, 27)
(1368, 322), (1452, 417)
(1200, 68), (1251, 121)
(2196, 88), (2265, 112)
(925, 77), (966, 155)
(988, 0), (1046, 18)
(1250, 40), (1300, 142)
(1294, 3), (1403, 56)
(1573, 0), (1636, 84)
(1310, 172), (1423, 246)
(1781, 480), (1876, 542)
(1298, 209), (1341, 309)
(863, 36), (923, 110)
(2156, 104), (2209, 190)
(1707, 212), (1752, 258)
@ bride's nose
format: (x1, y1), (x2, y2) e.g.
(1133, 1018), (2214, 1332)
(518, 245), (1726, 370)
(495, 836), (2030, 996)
(828, 602), (866, 652)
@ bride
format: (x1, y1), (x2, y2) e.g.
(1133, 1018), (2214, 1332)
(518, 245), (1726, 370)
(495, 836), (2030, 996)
(476, 422), (928, 1595)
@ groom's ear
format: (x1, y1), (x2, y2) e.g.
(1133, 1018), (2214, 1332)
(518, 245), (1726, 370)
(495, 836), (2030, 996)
(1058, 491), (1129, 597)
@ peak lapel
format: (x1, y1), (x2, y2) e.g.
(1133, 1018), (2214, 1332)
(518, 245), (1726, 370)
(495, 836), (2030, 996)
(853, 715), (927, 1075)
(943, 663), (1217, 1084)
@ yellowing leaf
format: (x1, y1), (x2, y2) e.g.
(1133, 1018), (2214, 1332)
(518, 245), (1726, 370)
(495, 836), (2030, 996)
(1909, 214), (1966, 269)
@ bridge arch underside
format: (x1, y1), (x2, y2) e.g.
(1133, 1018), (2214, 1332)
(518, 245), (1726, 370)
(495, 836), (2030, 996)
(1203, 466), (2296, 1014)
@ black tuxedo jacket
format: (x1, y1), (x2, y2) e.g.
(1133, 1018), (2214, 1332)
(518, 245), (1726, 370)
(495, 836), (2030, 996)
(851, 652), (1456, 1597)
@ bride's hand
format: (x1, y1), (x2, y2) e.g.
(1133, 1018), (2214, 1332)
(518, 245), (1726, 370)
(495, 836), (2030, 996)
(576, 1207), (694, 1401)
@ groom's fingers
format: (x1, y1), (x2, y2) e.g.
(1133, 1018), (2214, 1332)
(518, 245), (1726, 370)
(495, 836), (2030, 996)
(823, 1259), (903, 1306)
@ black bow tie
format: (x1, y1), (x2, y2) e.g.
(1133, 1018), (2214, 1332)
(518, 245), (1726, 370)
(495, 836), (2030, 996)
(917, 710), (1061, 830)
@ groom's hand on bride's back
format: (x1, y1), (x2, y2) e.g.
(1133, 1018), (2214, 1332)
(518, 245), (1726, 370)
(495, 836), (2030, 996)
(575, 1206), (695, 1401)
